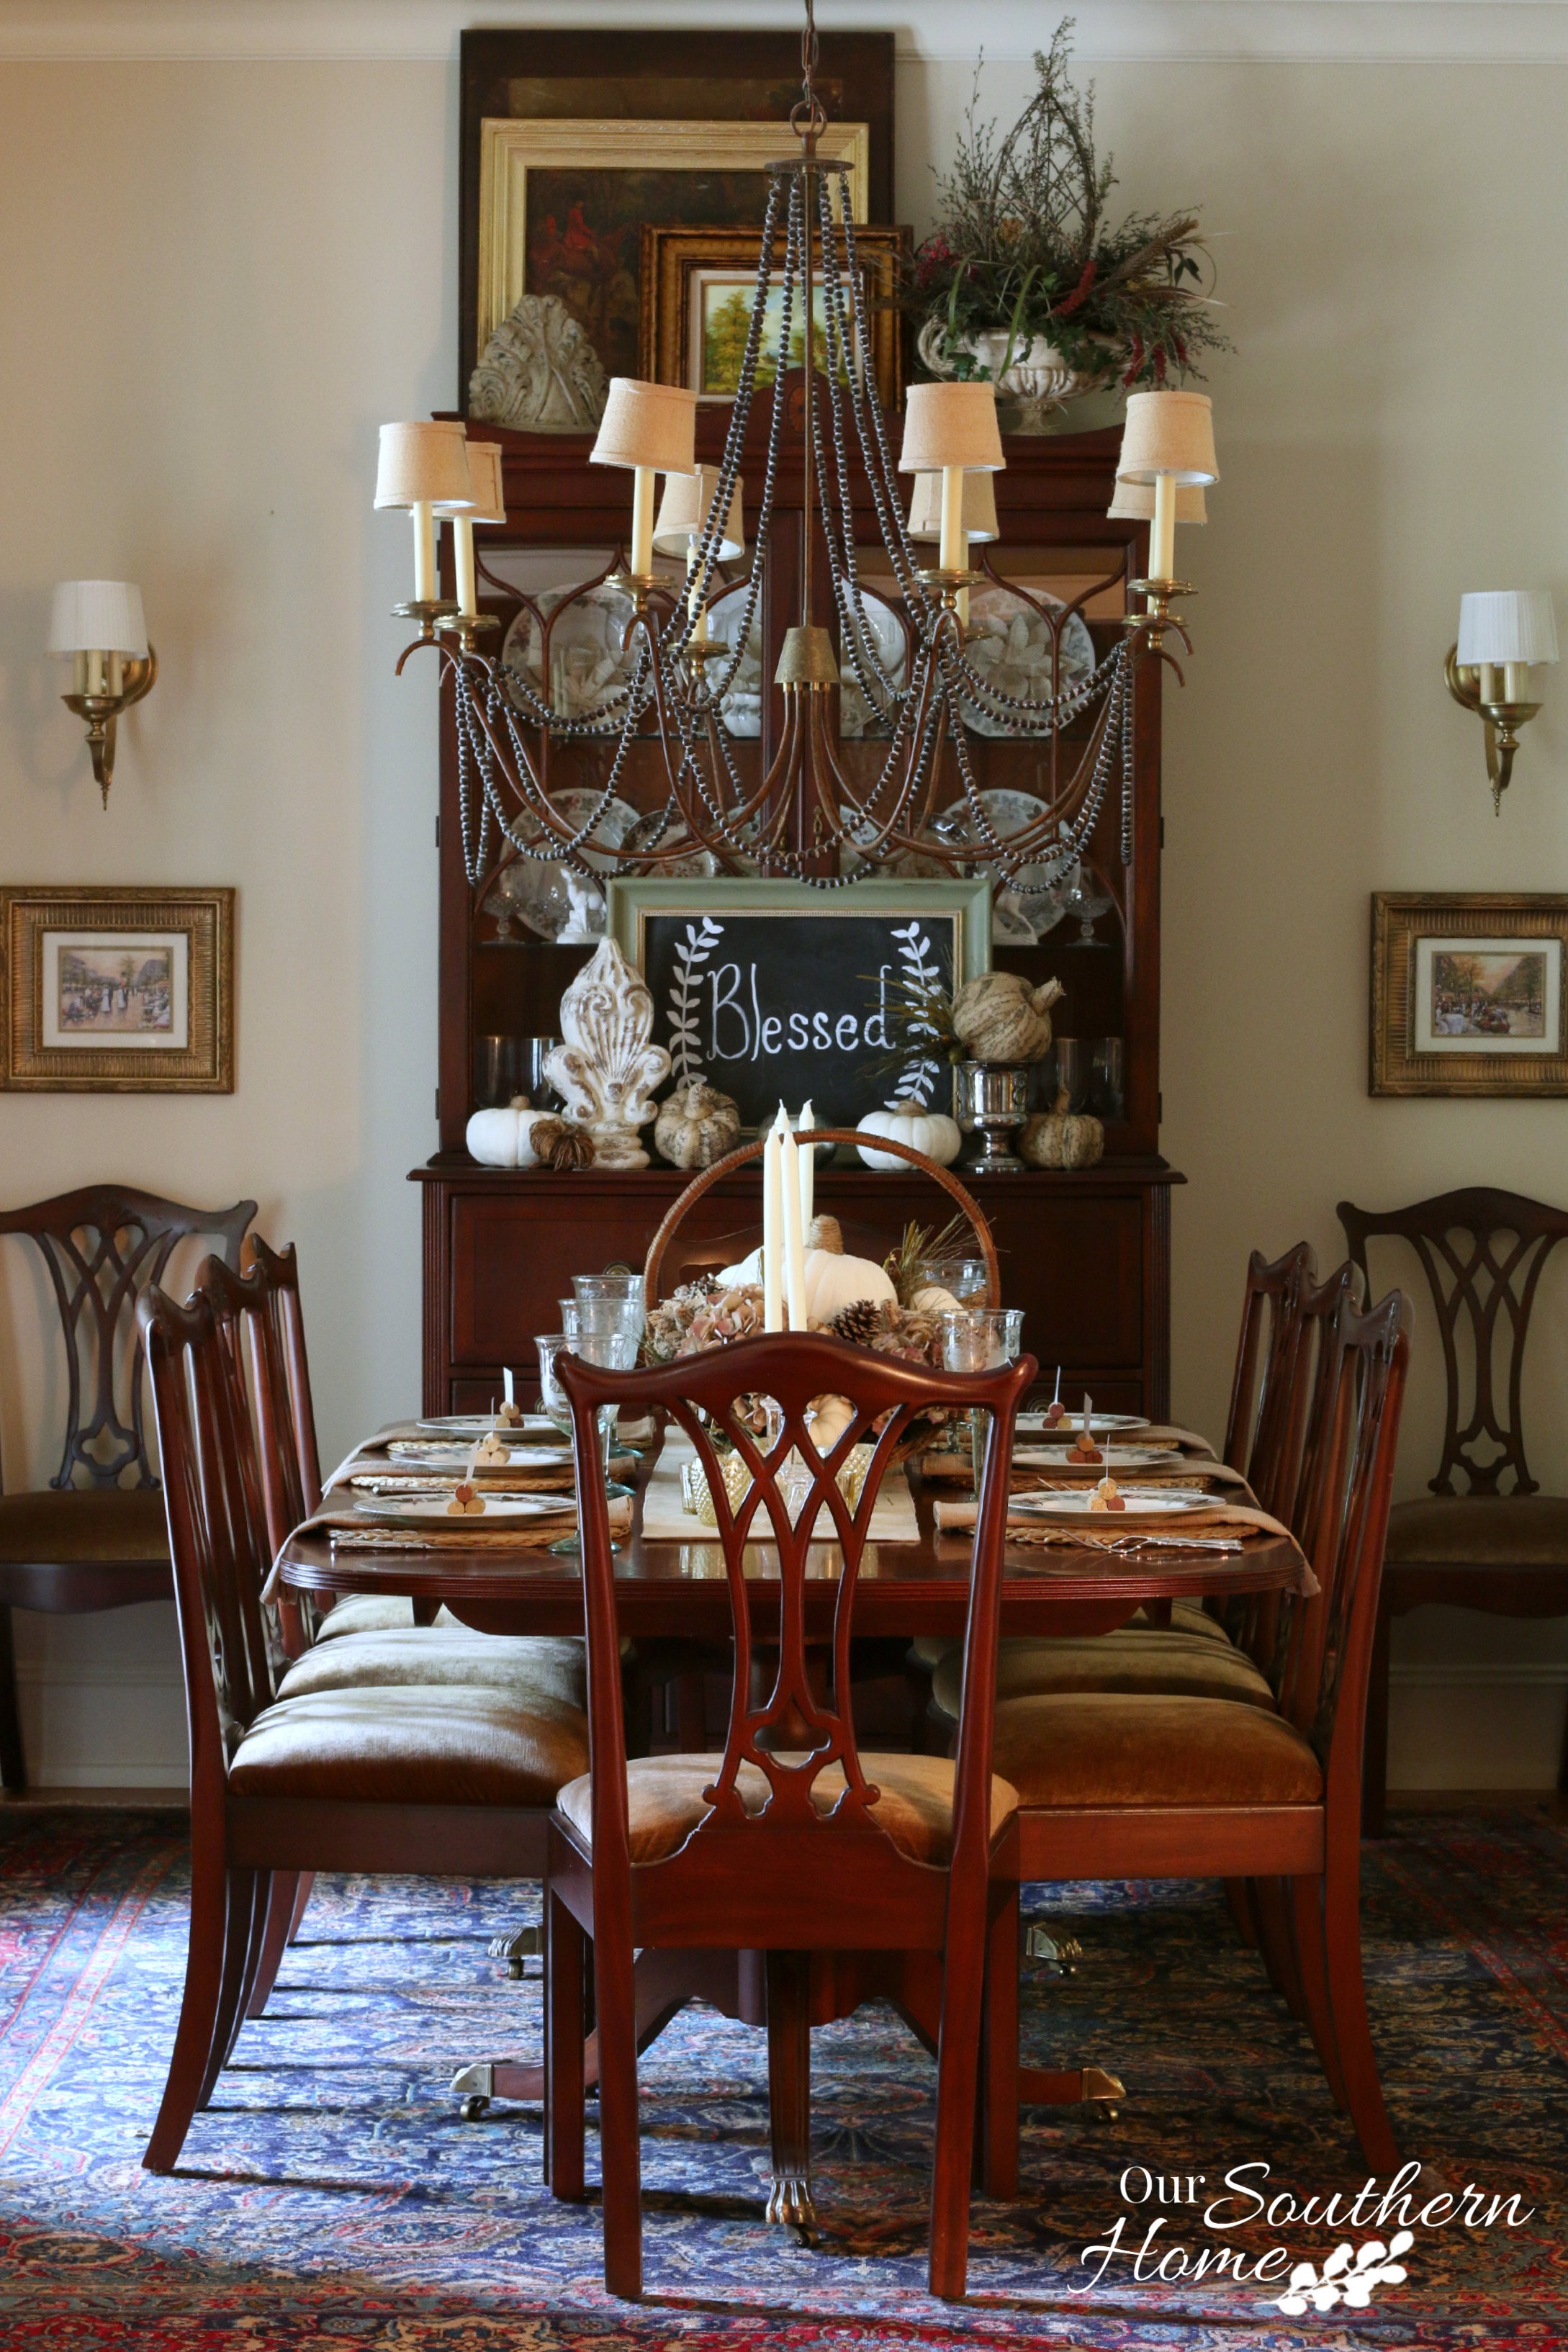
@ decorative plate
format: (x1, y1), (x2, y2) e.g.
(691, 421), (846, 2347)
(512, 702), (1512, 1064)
(386, 1444), (574, 1471)
(928, 789), (1068, 945)
(838, 597), (909, 741)
(706, 587), (765, 739)
(348, 1493), (577, 1528)
(413, 1413), (558, 1439)
(1015, 1444), (1180, 1470)
(481, 788), (639, 942)
(1018, 1411), (1151, 1436)
(1007, 1488), (1210, 1520)
(503, 582), (641, 722)
(959, 585), (1096, 739)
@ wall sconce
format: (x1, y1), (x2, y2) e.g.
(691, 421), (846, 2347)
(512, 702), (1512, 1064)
(48, 581), (156, 809)
(1445, 589), (1559, 814)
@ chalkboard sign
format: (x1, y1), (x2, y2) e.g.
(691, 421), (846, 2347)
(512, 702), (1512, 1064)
(608, 877), (991, 1132)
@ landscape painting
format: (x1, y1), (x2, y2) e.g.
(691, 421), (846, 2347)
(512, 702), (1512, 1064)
(1412, 934), (1562, 1056)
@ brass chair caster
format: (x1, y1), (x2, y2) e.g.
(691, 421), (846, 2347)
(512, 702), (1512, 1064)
(452, 2061), (495, 2120)
(486, 1924), (542, 1978)
(460, 2094), (491, 2122)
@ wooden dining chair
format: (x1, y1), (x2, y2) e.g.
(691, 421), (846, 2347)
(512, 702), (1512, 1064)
(1338, 1187), (1568, 1832)
(0, 1184), (256, 1790)
(137, 1279), (592, 2173)
(988, 1286), (1411, 2168)
(192, 1246), (590, 2024)
(546, 1329), (1033, 2302)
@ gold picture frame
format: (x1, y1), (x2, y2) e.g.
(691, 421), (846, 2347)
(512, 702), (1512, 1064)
(1370, 891), (1568, 1096)
(476, 117), (870, 369)
(1, 886), (235, 1093)
(639, 222), (908, 408)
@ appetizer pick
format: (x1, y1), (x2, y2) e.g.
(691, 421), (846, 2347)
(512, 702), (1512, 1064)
(446, 1481), (486, 1517)
(474, 1430), (510, 1465)
(1068, 1392), (1103, 1464)
(1045, 1366), (1065, 1424)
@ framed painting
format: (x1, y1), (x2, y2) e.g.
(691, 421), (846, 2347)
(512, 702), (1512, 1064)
(608, 876), (990, 1133)
(1370, 892), (1568, 1096)
(475, 119), (870, 398)
(1, 886), (235, 1093)
(459, 28), (895, 388)
(639, 223), (909, 409)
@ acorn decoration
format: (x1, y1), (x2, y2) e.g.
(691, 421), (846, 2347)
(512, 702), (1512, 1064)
(530, 1117), (596, 1172)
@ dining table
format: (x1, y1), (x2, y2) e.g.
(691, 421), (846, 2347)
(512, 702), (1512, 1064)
(272, 1415), (1315, 2235)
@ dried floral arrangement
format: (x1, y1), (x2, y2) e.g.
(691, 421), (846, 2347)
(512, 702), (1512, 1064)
(907, 20), (1230, 392)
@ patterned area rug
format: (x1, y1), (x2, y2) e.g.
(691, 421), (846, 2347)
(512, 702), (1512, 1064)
(0, 1805), (1562, 2348)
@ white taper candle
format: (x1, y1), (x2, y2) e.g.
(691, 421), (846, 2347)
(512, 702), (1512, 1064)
(762, 1112), (784, 1333)
(798, 1100), (814, 1231)
(780, 1122), (808, 1331)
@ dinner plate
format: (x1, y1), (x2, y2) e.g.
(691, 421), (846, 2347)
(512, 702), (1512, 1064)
(1018, 1412), (1150, 1435)
(387, 1444), (575, 1472)
(1015, 1445), (1179, 1470)
(413, 1414), (559, 1439)
(349, 1493), (577, 1528)
(1008, 1489), (1210, 1520)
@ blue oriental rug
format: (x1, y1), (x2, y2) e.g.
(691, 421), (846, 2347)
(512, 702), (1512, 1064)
(0, 1805), (1563, 2349)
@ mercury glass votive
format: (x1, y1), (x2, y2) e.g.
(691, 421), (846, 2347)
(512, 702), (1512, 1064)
(957, 1063), (1031, 1173)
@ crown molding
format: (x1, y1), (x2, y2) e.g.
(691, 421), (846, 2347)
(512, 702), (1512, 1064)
(4, 2), (1568, 66)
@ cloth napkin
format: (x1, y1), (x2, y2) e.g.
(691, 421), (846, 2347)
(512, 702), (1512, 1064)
(640, 1435), (921, 1546)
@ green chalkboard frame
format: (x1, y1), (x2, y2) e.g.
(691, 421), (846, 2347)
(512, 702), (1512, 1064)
(608, 875), (991, 1129)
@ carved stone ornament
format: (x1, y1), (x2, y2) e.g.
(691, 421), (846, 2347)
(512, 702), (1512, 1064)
(468, 294), (608, 433)
(544, 937), (671, 1171)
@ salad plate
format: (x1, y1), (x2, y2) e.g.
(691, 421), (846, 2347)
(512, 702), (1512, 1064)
(1015, 1444), (1180, 1471)
(1008, 1489), (1211, 1520)
(1018, 1411), (1150, 1436)
(349, 1493), (577, 1529)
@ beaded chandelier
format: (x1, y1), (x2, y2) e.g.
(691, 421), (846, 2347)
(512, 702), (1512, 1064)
(377, 0), (1217, 915)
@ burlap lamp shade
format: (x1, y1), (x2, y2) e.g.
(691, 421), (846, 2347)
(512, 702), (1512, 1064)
(654, 466), (745, 559)
(1115, 390), (1219, 487)
(1109, 478), (1207, 526)
(438, 441), (507, 526)
(907, 470), (1000, 542)
(374, 422), (474, 510)
(590, 379), (698, 475)
(898, 382), (1005, 473)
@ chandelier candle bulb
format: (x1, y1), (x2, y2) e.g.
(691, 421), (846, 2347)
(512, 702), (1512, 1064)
(1150, 473), (1177, 585)
(631, 468), (656, 581)
(940, 467), (967, 576)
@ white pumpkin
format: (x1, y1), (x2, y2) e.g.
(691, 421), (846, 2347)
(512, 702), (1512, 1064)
(856, 1102), (963, 1172)
(803, 1245), (896, 1323)
(911, 1283), (962, 1315)
(807, 1394), (857, 1452)
(466, 1101), (553, 1169)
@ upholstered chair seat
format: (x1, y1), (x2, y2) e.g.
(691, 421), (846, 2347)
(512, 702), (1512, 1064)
(993, 1693), (1321, 1810)
(278, 1631), (586, 1708)
(557, 1749), (1019, 1867)
(1383, 1492), (1568, 1567)
(229, 1684), (589, 1808)
(0, 1486), (171, 1567)
(932, 1627), (1274, 1721)
(312, 1595), (463, 1639)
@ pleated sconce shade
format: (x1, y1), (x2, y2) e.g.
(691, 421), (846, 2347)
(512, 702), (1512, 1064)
(374, 421), (474, 509)
(48, 580), (148, 658)
(906, 470), (1001, 542)
(653, 466), (745, 559)
(1456, 590), (1560, 667)
(438, 441), (507, 524)
(590, 379), (698, 475)
(1116, 389), (1219, 486)
(1109, 478), (1207, 526)
(898, 382), (1005, 473)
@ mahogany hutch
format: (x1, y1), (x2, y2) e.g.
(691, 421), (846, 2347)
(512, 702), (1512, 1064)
(413, 395), (1181, 1412)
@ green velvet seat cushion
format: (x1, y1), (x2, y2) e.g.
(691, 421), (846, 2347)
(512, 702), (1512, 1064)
(993, 1693), (1321, 1810)
(932, 1628), (1274, 1721)
(279, 1631), (586, 1709)
(557, 1749), (1019, 1867)
(230, 1683), (588, 1807)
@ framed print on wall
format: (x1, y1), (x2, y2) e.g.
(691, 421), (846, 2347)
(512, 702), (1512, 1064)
(1, 886), (235, 1092)
(639, 222), (909, 409)
(459, 28), (895, 388)
(1370, 891), (1568, 1096)
(474, 118), (870, 392)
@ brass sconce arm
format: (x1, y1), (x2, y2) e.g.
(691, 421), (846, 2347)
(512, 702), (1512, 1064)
(1444, 643), (1541, 816)
(61, 647), (158, 810)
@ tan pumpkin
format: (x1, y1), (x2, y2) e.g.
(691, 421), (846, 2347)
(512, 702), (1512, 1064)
(654, 1079), (742, 1170)
(952, 971), (1065, 1065)
(1019, 1088), (1104, 1170)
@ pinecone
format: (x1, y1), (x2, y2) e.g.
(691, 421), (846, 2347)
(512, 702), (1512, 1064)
(827, 1297), (884, 1348)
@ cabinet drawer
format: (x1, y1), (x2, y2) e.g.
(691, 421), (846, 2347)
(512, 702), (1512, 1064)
(449, 1192), (655, 1367)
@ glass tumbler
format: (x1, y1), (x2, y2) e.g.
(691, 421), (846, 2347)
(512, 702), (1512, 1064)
(573, 1271), (646, 1310)
(536, 1310), (639, 1554)
(916, 1256), (991, 1305)
(939, 1307), (1025, 1490)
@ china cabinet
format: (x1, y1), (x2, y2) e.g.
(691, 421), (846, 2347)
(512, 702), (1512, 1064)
(413, 390), (1181, 1411)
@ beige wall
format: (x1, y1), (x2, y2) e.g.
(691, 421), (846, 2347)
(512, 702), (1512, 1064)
(1, 38), (1563, 1784)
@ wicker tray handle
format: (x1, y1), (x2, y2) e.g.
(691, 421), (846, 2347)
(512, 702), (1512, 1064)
(643, 1130), (1000, 1310)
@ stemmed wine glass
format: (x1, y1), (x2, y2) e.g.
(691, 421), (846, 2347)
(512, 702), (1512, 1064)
(938, 1307), (1025, 1490)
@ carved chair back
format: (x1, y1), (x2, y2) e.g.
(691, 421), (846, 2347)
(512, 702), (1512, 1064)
(1222, 1241), (1315, 1514)
(0, 1186), (254, 1492)
(559, 1330), (1033, 1923)
(200, 1243), (321, 1554)
(138, 1284), (279, 1803)
(1271, 1288), (1411, 1790)
(1338, 1187), (1568, 1497)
